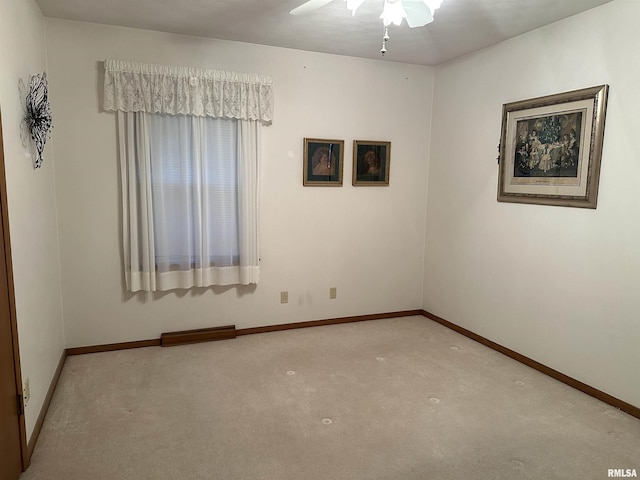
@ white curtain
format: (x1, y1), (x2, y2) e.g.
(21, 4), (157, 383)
(118, 112), (260, 291)
(108, 59), (271, 292)
(104, 59), (273, 123)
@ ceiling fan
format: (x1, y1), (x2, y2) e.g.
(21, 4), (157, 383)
(290, 0), (443, 54)
(290, 0), (443, 29)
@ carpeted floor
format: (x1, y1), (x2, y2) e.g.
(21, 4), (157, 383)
(20, 316), (640, 479)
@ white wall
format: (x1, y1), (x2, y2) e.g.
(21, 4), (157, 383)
(44, 19), (434, 348)
(425, 0), (640, 408)
(0, 0), (65, 440)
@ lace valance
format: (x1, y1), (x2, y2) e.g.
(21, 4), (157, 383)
(103, 59), (273, 124)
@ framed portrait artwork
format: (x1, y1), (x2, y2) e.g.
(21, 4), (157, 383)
(352, 140), (390, 186)
(497, 85), (608, 208)
(303, 138), (344, 186)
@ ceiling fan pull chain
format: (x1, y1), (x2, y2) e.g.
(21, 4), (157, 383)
(381, 27), (390, 55)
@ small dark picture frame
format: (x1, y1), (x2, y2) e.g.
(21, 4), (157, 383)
(353, 140), (390, 186)
(303, 138), (344, 186)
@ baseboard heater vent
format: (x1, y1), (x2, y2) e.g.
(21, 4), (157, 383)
(161, 325), (237, 347)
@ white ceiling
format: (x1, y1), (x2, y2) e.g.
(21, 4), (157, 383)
(35, 0), (613, 66)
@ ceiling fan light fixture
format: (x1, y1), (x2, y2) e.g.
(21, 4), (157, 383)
(380, 0), (407, 26)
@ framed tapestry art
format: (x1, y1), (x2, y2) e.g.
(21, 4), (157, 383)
(352, 140), (390, 186)
(497, 85), (608, 208)
(303, 138), (344, 186)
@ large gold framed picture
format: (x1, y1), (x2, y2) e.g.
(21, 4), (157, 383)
(497, 85), (609, 208)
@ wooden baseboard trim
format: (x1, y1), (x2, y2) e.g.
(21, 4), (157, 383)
(66, 339), (161, 356)
(161, 325), (236, 346)
(65, 310), (421, 354)
(27, 350), (67, 462)
(420, 309), (640, 420)
(236, 310), (423, 336)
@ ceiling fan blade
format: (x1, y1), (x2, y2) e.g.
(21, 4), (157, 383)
(289, 0), (335, 15)
(403, 0), (434, 28)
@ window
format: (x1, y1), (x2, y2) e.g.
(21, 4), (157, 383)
(148, 114), (240, 270)
(104, 59), (272, 292)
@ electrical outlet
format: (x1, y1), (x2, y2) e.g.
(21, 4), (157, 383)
(23, 378), (30, 406)
(280, 291), (288, 304)
(330, 287), (337, 299)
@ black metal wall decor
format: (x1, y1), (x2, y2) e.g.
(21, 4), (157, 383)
(23, 72), (53, 169)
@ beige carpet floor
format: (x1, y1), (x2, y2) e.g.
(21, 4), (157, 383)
(20, 316), (640, 479)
